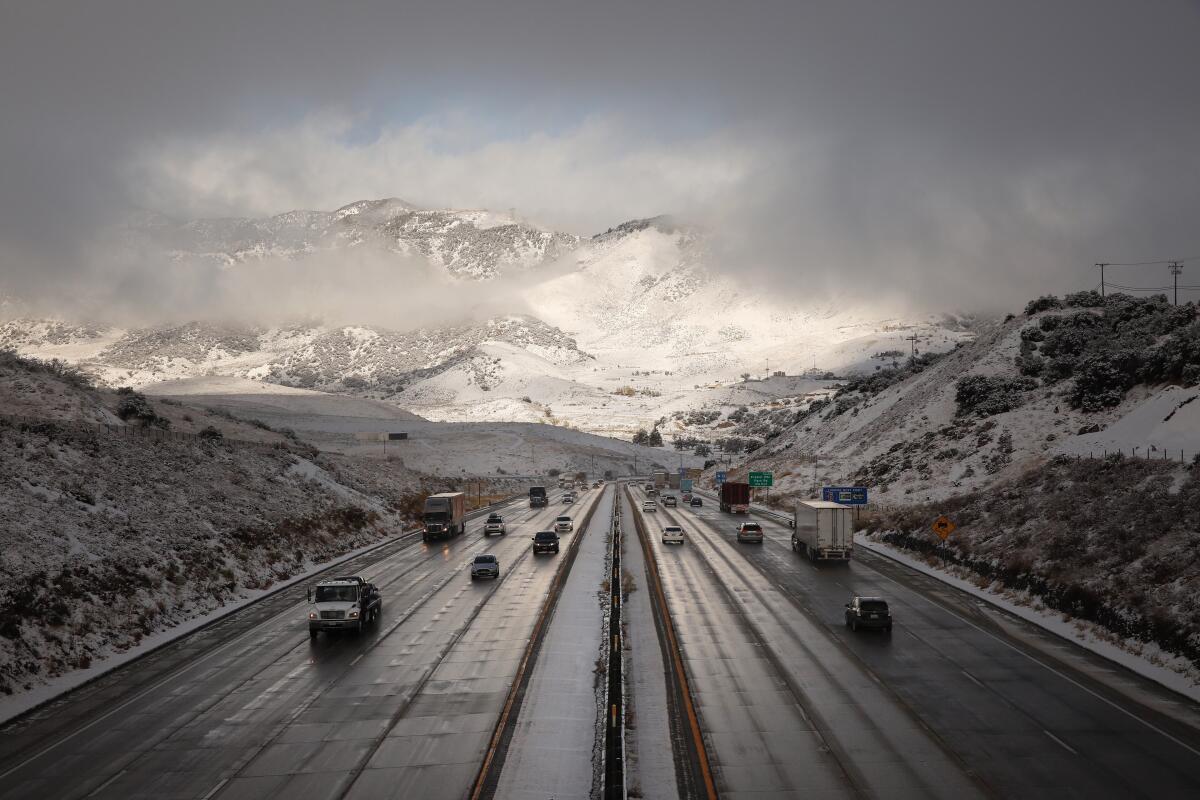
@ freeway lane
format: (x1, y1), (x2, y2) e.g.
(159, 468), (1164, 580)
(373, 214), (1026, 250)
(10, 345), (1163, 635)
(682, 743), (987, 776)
(636, 489), (985, 800)
(679, 491), (1200, 799)
(0, 487), (599, 800)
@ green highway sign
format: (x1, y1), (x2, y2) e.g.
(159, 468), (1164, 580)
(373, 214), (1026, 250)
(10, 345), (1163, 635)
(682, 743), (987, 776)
(748, 471), (773, 487)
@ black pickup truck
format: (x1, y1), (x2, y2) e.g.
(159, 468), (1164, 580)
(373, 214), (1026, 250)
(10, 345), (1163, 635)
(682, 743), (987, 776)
(308, 575), (382, 636)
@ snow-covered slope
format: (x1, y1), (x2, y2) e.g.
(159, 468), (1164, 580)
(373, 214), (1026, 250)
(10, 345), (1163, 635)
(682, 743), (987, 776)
(2, 202), (978, 436)
(128, 198), (580, 279)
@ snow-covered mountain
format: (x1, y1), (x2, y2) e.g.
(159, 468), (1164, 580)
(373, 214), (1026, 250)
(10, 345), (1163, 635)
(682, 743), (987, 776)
(128, 198), (580, 279)
(2, 200), (980, 435)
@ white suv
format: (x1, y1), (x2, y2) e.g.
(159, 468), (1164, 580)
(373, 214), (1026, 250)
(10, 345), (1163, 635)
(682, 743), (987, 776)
(555, 515), (574, 533)
(736, 522), (764, 543)
(641, 500), (657, 512)
(661, 525), (684, 545)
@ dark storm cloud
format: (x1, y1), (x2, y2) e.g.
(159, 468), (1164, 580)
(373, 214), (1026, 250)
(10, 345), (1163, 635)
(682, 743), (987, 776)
(2, 0), (1199, 316)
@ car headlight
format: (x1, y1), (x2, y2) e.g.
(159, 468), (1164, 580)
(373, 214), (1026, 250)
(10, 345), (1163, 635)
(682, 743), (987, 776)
(349, 610), (360, 618)
(308, 611), (317, 620)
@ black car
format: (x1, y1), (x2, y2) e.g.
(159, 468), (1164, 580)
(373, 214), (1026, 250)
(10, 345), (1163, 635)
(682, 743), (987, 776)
(690, 497), (703, 507)
(532, 530), (560, 555)
(845, 596), (892, 632)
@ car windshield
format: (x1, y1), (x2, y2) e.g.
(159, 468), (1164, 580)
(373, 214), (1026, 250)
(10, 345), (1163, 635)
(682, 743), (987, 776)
(474, 555), (496, 564)
(535, 532), (557, 540)
(487, 515), (502, 522)
(314, 585), (357, 602)
(665, 527), (682, 533)
(743, 524), (761, 532)
(860, 600), (889, 612)
(557, 517), (570, 522)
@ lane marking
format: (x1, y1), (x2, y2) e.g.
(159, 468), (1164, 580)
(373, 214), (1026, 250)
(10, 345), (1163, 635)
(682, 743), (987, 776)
(349, 653), (364, 666)
(200, 777), (229, 800)
(1044, 730), (1078, 755)
(961, 670), (985, 689)
(861, 552), (1200, 760)
(86, 768), (126, 797)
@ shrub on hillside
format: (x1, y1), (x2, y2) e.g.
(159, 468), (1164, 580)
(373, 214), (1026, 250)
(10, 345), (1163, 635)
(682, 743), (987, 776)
(1024, 295), (1062, 315)
(115, 388), (170, 429)
(954, 375), (1037, 417)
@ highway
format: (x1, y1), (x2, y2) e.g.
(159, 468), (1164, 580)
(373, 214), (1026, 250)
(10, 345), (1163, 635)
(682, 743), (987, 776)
(634, 486), (1200, 799)
(2, 480), (1200, 799)
(0, 487), (604, 800)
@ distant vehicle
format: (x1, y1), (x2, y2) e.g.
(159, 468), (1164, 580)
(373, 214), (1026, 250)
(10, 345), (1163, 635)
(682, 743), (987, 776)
(593, 481), (602, 488)
(562, 492), (575, 504)
(653, 470), (669, 489)
(308, 576), (381, 637)
(642, 500), (657, 512)
(690, 497), (703, 507)
(532, 530), (561, 554)
(423, 492), (466, 542)
(792, 500), (853, 561)
(647, 488), (659, 497)
(681, 492), (692, 502)
(663, 495), (678, 507)
(644, 483), (654, 492)
(736, 521), (763, 543)
(529, 485), (548, 508)
(484, 514), (506, 537)
(845, 596), (892, 632)
(719, 482), (751, 513)
(662, 525), (684, 545)
(668, 473), (681, 490)
(555, 515), (574, 533)
(471, 554), (500, 580)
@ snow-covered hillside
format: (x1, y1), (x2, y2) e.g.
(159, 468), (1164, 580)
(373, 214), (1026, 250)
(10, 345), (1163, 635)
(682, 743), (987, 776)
(1, 200), (979, 436)
(128, 198), (580, 279)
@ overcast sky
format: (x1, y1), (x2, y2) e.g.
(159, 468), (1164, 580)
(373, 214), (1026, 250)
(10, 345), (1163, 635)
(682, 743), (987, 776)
(2, 0), (1198, 316)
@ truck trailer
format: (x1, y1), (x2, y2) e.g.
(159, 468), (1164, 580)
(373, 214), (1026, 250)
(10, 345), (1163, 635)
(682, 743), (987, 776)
(653, 470), (669, 489)
(791, 500), (854, 561)
(529, 485), (548, 508)
(423, 492), (466, 542)
(719, 482), (751, 513)
(668, 473), (681, 490)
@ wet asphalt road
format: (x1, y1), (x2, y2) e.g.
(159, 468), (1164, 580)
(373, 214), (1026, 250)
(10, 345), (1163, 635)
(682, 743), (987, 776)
(0, 488), (601, 800)
(652, 489), (1200, 799)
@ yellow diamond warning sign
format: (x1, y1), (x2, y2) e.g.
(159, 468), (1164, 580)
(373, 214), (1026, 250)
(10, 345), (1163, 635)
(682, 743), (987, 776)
(931, 515), (956, 540)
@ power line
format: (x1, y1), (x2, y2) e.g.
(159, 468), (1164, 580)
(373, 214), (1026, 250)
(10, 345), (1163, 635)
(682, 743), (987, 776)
(1100, 255), (1200, 267)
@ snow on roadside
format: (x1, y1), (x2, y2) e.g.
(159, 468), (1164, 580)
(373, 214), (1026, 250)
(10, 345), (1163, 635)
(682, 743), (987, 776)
(858, 536), (1200, 703)
(0, 529), (412, 727)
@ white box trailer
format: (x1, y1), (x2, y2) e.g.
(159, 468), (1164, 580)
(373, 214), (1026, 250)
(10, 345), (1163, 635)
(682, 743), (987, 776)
(791, 500), (854, 561)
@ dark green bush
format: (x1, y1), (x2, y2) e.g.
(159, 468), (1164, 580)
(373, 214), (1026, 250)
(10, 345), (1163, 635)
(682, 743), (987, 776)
(955, 375), (1038, 417)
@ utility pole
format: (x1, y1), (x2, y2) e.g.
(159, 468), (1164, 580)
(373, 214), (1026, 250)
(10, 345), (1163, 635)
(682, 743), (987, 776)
(1170, 262), (1183, 306)
(1096, 263), (1109, 297)
(905, 333), (918, 360)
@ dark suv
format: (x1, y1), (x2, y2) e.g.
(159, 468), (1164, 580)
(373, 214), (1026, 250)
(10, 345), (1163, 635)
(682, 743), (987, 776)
(845, 596), (892, 632)
(532, 530), (561, 555)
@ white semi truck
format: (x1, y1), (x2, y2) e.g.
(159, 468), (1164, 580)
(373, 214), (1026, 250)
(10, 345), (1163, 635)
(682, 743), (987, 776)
(791, 500), (854, 562)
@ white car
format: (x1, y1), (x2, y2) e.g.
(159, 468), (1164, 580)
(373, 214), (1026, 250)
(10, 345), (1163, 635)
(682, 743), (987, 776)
(562, 493), (575, 504)
(483, 514), (506, 536)
(661, 525), (684, 545)
(642, 500), (657, 512)
(736, 522), (764, 543)
(663, 495), (678, 507)
(470, 554), (500, 580)
(554, 515), (574, 533)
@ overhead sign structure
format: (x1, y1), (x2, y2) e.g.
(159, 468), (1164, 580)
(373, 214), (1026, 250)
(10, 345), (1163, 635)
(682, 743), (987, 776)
(715, 471), (727, 483)
(931, 515), (957, 540)
(822, 486), (868, 505)
(748, 471), (773, 488)
(678, 467), (687, 475)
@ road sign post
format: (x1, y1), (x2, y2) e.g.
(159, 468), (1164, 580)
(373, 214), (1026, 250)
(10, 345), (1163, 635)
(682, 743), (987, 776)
(931, 515), (956, 567)
(715, 471), (727, 484)
(821, 486), (868, 505)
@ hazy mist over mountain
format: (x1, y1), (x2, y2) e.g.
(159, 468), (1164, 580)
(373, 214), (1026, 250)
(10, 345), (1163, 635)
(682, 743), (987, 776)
(3, 0), (1199, 320)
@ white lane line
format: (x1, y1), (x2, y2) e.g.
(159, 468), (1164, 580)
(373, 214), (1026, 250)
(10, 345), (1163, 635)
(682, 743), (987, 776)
(86, 769), (126, 797)
(864, 556), (1200, 760)
(200, 777), (229, 800)
(961, 669), (985, 689)
(350, 653), (364, 666)
(1044, 730), (1078, 755)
